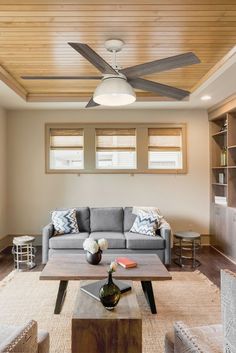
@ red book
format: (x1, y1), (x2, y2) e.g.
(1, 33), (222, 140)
(116, 257), (137, 269)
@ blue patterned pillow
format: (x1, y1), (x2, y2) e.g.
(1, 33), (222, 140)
(130, 210), (158, 236)
(52, 209), (79, 235)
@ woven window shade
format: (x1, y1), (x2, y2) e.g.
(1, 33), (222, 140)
(96, 128), (136, 152)
(50, 128), (83, 150)
(148, 128), (182, 152)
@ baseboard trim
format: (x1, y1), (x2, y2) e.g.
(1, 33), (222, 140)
(211, 245), (236, 265)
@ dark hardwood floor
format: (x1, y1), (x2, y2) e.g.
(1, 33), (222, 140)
(0, 246), (236, 287)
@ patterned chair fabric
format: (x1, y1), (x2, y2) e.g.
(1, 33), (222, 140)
(221, 270), (236, 353)
(0, 321), (49, 353)
(165, 270), (236, 353)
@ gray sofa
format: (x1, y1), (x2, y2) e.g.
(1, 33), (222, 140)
(42, 207), (171, 265)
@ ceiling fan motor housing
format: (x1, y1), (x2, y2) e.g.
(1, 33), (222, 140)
(93, 74), (136, 106)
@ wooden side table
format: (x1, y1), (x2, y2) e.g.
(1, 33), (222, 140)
(174, 231), (201, 268)
(72, 281), (142, 353)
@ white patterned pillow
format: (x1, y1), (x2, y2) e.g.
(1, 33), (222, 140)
(130, 210), (158, 236)
(52, 209), (79, 235)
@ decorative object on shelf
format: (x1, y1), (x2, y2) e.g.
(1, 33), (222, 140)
(219, 173), (225, 184)
(220, 119), (227, 132)
(83, 238), (108, 265)
(99, 261), (121, 310)
(220, 147), (227, 166)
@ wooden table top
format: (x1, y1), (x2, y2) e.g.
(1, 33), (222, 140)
(40, 254), (172, 281)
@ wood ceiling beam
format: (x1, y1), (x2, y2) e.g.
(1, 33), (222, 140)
(0, 65), (27, 100)
(27, 92), (173, 102)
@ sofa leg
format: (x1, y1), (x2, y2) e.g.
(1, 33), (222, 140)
(54, 280), (68, 315)
(141, 281), (157, 314)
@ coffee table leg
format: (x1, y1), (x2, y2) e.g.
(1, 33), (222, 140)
(54, 280), (68, 315)
(141, 281), (157, 314)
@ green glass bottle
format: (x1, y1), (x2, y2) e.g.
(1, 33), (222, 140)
(99, 271), (121, 310)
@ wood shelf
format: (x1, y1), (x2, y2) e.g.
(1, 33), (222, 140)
(227, 166), (236, 169)
(212, 130), (227, 137)
(212, 166), (227, 169)
(212, 183), (227, 186)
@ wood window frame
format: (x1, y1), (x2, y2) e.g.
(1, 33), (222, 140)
(45, 123), (187, 174)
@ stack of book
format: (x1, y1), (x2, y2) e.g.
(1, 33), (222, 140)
(214, 196), (227, 205)
(116, 257), (137, 269)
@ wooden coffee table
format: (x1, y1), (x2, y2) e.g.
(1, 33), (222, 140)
(40, 253), (171, 315)
(72, 280), (142, 353)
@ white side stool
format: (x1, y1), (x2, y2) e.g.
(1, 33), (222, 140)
(12, 236), (36, 271)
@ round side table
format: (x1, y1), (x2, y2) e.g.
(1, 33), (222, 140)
(174, 231), (201, 268)
(12, 236), (36, 271)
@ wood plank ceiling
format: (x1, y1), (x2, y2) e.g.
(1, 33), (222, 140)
(0, 0), (236, 102)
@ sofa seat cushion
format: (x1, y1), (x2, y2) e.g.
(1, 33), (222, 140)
(125, 232), (164, 250)
(49, 232), (89, 249)
(89, 232), (126, 249)
(90, 207), (124, 232)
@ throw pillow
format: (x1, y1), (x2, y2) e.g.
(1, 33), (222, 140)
(130, 210), (158, 236)
(52, 209), (79, 235)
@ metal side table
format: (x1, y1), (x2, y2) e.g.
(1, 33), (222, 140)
(12, 236), (36, 271)
(174, 231), (201, 268)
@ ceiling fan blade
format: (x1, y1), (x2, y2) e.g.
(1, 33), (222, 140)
(85, 97), (100, 108)
(68, 42), (118, 75)
(121, 52), (200, 78)
(21, 75), (102, 80)
(128, 78), (189, 100)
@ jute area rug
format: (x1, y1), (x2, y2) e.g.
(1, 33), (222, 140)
(0, 271), (220, 353)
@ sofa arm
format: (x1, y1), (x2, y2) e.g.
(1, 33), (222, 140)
(159, 226), (171, 265)
(42, 223), (54, 264)
(174, 321), (201, 353)
(0, 320), (38, 353)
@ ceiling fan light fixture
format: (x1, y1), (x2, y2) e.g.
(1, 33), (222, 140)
(93, 75), (136, 106)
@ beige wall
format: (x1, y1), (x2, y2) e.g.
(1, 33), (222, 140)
(7, 109), (209, 236)
(0, 108), (7, 239)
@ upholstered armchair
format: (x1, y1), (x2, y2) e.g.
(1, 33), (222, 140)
(165, 269), (236, 353)
(0, 320), (49, 353)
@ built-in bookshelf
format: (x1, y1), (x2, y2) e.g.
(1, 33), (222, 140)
(209, 98), (236, 261)
(210, 112), (236, 207)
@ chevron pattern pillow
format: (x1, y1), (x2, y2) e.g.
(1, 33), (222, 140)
(52, 209), (79, 235)
(130, 210), (158, 236)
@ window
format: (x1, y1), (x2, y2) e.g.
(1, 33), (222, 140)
(49, 128), (84, 170)
(46, 123), (186, 174)
(96, 128), (136, 169)
(148, 128), (183, 170)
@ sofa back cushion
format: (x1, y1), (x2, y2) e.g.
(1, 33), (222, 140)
(124, 207), (137, 232)
(90, 207), (123, 232)
(75, 207), (90, 232)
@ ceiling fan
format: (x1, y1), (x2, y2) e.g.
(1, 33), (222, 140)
(21, 39), (201, 108)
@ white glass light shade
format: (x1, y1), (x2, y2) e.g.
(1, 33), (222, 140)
(93, 77), (136, 106)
